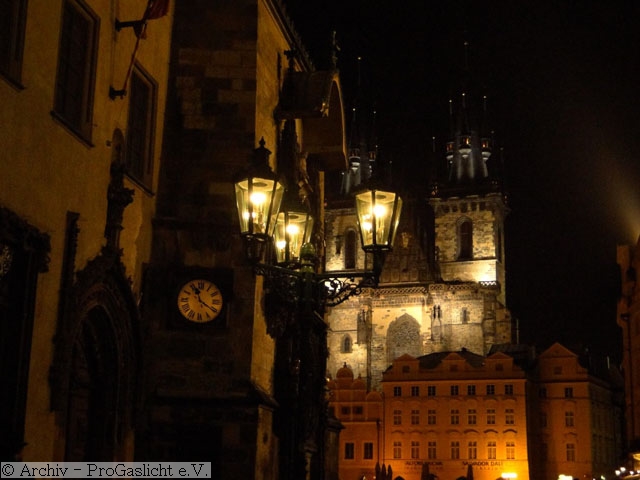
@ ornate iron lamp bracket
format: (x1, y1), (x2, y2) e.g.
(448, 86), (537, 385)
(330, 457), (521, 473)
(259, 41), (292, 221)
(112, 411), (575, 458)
(254, 263), (376, 337)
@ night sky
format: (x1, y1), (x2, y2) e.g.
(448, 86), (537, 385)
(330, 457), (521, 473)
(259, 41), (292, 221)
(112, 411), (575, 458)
(282, 1), (640, 361)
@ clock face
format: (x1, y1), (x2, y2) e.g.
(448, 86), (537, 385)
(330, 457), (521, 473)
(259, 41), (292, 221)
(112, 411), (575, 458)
(177, 279), (223, 323)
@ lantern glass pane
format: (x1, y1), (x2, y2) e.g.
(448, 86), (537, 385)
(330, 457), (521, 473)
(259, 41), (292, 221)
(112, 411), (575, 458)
(274, 210), (313, 264)
(235, 177), (283, 237)
(389, 196), (402, 247)
(356, 189), (400, 249)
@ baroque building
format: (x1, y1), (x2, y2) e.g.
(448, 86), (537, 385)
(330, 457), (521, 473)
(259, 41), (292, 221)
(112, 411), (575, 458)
(527, 343), (624, 480)
(329, 344), (623, 480)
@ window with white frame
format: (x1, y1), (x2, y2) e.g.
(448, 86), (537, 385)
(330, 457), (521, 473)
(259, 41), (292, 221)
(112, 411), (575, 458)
(487, 441), (496, 459)
(393, 441), (402, 459)
(468, 441), (477, 459)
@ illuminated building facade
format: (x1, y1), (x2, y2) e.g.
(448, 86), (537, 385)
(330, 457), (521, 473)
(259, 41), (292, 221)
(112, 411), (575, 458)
(329, 349), (531, 480)
(329, 344), (623, 480)
(324, 47), (623, 480)
(1, 0), (172, 461)
(617, 237), (640, 471)
(1, 1), (348, 477)
(527, 343), (624, 480)
(325, 65), (511, 393)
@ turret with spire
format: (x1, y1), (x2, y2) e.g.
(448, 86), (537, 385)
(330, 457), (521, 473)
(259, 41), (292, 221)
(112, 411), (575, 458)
(434, 41), (503, 198)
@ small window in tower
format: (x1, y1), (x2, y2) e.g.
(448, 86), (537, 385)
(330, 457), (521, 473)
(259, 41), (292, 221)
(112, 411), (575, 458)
(341, 335), (352, 353)
(344, 229), (357, 269)
(458, 219), (473, 260)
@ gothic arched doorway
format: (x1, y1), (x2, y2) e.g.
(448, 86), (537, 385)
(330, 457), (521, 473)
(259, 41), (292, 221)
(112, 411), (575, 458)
(65, 307), (120, 461)
(50, 255), (140, 462)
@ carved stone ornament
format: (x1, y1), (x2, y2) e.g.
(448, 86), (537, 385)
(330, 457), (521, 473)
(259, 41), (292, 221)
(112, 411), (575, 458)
(50, 163), (140, 442)
(0, 206), (51, 273)
(50, 245), (141, 435)
(0, 243), (13, 278)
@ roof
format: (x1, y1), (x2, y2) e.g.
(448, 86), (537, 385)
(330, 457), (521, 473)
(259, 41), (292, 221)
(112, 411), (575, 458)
(418, 349), (486, 369)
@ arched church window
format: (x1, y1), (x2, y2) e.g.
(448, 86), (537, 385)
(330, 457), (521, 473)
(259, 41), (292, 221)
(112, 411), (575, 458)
(458, 219), (473, 260)
(344, 229), (357, 269)
(341, 335), (352, 353)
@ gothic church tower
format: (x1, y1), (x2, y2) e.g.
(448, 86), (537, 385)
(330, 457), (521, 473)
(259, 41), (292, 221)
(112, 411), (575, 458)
(426, 81), (511, 356)
(325, 48), (512, 390)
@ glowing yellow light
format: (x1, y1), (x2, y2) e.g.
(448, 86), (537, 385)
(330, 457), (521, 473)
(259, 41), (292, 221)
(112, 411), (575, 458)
(276, 240), (286, 250)
(286, 224), (300, 235)
(373, 204), (386, 217)
(250, 191), (266, 205)
(502, 473), (517, 479)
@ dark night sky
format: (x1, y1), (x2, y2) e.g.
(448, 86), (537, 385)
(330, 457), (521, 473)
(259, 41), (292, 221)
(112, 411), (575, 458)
(282, 1), (640, 360)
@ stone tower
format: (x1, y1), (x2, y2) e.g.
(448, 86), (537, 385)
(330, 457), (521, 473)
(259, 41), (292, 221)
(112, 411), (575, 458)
(325, 52), (512, 391)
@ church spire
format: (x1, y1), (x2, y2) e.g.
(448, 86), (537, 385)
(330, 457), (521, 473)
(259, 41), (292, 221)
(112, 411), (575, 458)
(434, 40), (503, 196)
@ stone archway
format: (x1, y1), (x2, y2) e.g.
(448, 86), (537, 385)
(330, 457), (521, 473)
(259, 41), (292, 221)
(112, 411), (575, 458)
(57, 263), (140, 462)
(66, 307), (120, 461)
(386, 313), (422, 364)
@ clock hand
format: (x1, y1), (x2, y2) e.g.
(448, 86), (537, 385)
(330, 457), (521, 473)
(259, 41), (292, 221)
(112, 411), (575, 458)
(195, 294), (218, 312)
(201, 302), (219, 313)
(190, 284), (201, 294)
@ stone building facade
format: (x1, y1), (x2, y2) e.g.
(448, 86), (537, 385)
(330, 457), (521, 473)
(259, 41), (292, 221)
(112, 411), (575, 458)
(617, 236), (640, 471)
(1, 2), (347, 478)
(325, 85), (511, 391)
(1, 0), (172, 461)
(137, 1), (347, 479)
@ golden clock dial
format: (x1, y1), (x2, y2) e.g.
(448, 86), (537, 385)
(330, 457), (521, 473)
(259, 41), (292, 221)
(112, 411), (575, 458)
(177, 279), (223, 323)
